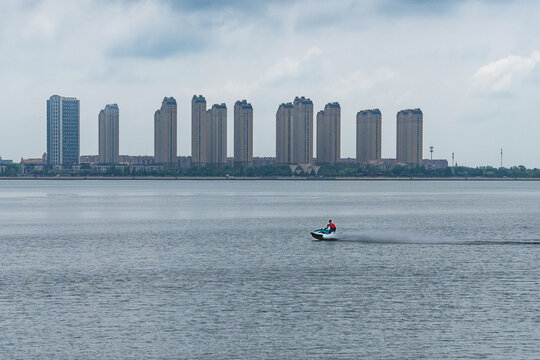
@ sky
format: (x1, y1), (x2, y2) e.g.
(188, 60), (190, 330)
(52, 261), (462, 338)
(0, 0), (539, 167)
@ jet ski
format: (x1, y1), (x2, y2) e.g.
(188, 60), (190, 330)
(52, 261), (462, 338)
(310, 229), (338, 241)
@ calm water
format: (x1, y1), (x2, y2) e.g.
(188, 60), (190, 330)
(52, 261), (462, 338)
(0, 180), (539, 359)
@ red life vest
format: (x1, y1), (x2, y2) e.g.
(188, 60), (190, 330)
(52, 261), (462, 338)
(330, 222), (336, 230)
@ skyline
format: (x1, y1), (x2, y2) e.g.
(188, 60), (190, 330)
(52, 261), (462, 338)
(1, 1), (539, 167)
(0, 93), (525, 168)
(44, 94), (428, 165)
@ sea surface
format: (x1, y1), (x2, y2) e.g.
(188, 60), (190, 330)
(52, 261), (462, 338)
(0, 180), (539, 359)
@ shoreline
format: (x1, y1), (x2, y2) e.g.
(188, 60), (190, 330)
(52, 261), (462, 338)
(1, 176), (539, 181)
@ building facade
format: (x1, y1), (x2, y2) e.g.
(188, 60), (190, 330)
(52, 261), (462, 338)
(396, 108), (423, 165)
(276, 102), (294, 164)
(191, 95), (207, 166)
(316, 102), (341, 165)
(356, 109), (382, 164)
(98, 104), (119, 164)
(292, 96), (314, 164)
(234, 100), (253, 167)
(0, 156), (13, 165)
(206, 103), (227, 166)
(154, 97), (177, 165)
(47, 95), (80, 167)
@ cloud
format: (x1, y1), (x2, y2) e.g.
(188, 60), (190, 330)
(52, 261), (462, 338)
(163, 0), (283, 12)
(264, 47), (323, 83)
(109, 33), (206, 58)
(376, 0), (466, 16)
(102, 1), (211, 59)
(471, 51), (540, 95)
(334, 68), (397, 93)
(223, 46), (323, 95)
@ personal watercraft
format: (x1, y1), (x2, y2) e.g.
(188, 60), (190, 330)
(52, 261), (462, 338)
(310, 228), (337, 241)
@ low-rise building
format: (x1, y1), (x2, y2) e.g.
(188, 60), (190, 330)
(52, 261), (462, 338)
(20, 153), (47, 174)
(91, 165), (113, 172)
(80, 155), (99, 164)
(129, 164), (163, 172)
(0, 156), (13, 165)
(422, 159), (449, 169)
(338, 157), (357, 165)
(129, 156), (155, 165)
(84, 155), (156, 166)
(21, 153), (47, 165)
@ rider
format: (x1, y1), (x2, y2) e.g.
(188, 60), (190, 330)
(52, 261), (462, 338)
(326, 219), (336, 233)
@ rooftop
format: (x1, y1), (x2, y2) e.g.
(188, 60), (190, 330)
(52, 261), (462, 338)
(192, 95), (206, 103)
(325, 102), (340, 108)
(279, 102), (294, 109)
(163, 97), (177, 105)
(294, 96), (313, 105)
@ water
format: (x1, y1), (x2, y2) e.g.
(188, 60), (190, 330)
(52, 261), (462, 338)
(0, 180), (539, 359)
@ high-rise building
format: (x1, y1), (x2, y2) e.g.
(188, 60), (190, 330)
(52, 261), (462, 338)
(316, 102), (341, 165)
(396, 108), (423, 165)
(316, 111), (324, 164)
(356, 109), (382, 164)
(205, 108), (212, 165)
(276, 102), (294, 164)
(154, 97), (177, 165)
(234, 100), (253, 167)
(292, 96), (314, 164)
(191, 95), (207, 166)
(47, 95), (80, 167)
(98, 104), (119, 164)
(206, 103), (227, 166)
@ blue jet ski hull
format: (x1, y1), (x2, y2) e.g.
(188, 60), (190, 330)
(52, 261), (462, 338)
(311, 229), (338, 241)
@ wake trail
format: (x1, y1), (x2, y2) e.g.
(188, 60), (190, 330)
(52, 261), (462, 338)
(337, 231), (540, 245)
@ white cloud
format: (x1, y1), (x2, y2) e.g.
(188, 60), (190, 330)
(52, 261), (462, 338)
(22, 13), (56, 40)
(264, 46), (323, 83)
(334, 68), (397, 93)
(471, 51), (540, 94)
(224, 47), (323, 94)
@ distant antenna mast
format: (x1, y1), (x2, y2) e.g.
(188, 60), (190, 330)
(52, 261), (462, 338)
(429, 146), (434, 160)
(500, 147), (503, 168)
(452, 152), (454, 167)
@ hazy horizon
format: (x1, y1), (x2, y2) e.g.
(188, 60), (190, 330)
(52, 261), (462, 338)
(1, 0), (539, 167)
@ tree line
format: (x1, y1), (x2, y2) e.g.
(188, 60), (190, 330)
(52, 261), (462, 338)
(3, 163), (540, 178)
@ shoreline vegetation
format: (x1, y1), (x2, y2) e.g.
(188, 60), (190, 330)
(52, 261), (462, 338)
(1, 176), (540, 181)
(1, 164), (540, 180)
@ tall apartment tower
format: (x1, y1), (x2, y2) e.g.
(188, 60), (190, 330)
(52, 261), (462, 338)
(234, 100), (253, 167)
(205, 108), (212, 164)
(46, 95), (80, 167)
(356, 109), (382, 164)
(276, 102), (294, 164)
(293, 96), (314, 164)
(316, 102), (341, 165)
(98, 104), (119, 164)
(191, 95), (207, 166)
(206, 104), (227, 166)
(396, 108), (423, 165)
(154, 97), (177, 165)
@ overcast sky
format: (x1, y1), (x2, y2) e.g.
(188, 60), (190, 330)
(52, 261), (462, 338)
(1, 0), (539, 167)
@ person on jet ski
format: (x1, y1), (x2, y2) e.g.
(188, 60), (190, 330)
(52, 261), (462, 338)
(326, 219), (336, 233)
